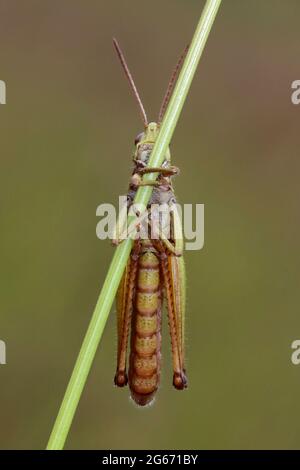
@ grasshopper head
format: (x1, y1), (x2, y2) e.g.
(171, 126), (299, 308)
(134, 122), (159, 146)
(134, 122), (171, 164)
(144, 122), (159, 143)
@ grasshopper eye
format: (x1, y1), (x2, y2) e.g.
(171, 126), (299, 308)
(134, 132), (143, 146)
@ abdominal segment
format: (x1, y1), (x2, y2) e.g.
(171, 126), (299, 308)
(129, 249), (162, 406)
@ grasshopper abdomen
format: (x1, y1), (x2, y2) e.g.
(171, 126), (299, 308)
(128, 242), (162, 406)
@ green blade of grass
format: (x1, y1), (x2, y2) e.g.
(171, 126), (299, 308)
(47, 0), (222, 450)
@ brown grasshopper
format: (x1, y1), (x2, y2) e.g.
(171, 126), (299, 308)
(112, 39), (187, 406)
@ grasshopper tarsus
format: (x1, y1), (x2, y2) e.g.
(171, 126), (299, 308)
(114, 371), (128, 387)
(173, 371), (188, 390)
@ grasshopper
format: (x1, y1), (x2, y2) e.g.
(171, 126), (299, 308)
(112, 39), (187, 406)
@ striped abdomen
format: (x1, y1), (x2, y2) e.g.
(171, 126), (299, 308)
(128, 246), (162, 406)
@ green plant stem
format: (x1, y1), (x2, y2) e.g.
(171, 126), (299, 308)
(47, 0), (222, 450)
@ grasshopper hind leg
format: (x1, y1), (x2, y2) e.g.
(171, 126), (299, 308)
(114, 242), (141, 388)
(154, 240), (187, 392)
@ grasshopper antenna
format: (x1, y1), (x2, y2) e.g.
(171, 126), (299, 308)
(113, 38), (148, 127)
(158, 45), (189, 124)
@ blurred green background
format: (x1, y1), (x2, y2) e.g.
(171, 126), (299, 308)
(1, 0), (300, 450)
